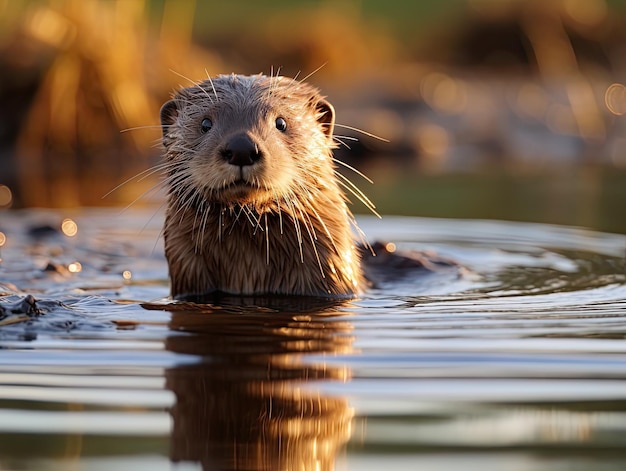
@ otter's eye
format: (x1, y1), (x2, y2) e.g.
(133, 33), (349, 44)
(200, 118), (213, 133)
(275, 117), (287, 132)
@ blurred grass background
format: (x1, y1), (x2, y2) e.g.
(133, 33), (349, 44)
(1, 0), (626, 233)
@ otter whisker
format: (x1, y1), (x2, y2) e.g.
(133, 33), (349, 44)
(169, 69), (202, 87)
(120, 124), (163, 133)
(267, 66), (283, 99)
(169, 147), (197, 158)
(254, 210), (265, 234)
(334, 170), (374, 205)
(116, 179), (168, 214)
(333, 135), (359, 141)
(334, 123), (390, 142)
(271, 187), (285, 235)
(148, 137), (167, 150)
(229, 204), (246, 232)
(174, 201), (188, 227)
(169, 69), (214, 103)
(245, 206), (264, 234)
(332, 157), (374, 184)
(163, 176), (190, 198)
(150, 202), (170, 254)
(192, 201), (204, 253)
(170, 184), (201, 225)
(196, 212), (206, 254)
(218, 206), (224, 243)
(204, 70), (219, 102)
(102, 161), (175, 199)
(140, 197), (168, 234)
(298, 63), (327, 86)
(284, 199), (304, 263)
(142, 162), (180, 181)
(196, 201), (211, 254)
(333, 137), (352, 150)
(264, 212), (270, 265)
(302, 193), (339, 255)
(239, 204), (258, 230)
(350, 214), (375, 255)
(337, 180), (380, 218)
(295, 194), (318, 241)
(333, 135), (359, 150)
(335, 172), (380, 217)
(293, 199), (325, 278)
(166, 176), (198, 203)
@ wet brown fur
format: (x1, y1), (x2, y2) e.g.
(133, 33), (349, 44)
(160, 74), (364, 298)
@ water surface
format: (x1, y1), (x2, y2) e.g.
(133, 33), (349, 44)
(1, 208), (625, 470)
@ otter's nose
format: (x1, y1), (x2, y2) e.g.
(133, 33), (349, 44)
(221, 134), (263, 167)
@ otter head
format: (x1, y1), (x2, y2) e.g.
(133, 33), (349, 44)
(160, 74), (336, 208)
(160, 74), (365, 298)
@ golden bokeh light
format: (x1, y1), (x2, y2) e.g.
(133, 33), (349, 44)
(362, 109), (404, 145)
(67, 262), (82, 273)
(61, 218), (78, 237)
(515, 84), (548, 120)
(605, 83), (626, 116)
(545, 104), (577, 135)
(415, 124), (451, 157)
(564, 0), (608, 26)
(0, 231), (6, 247)
(122, 270), (132, 280)
(420, 73), (468, 115)
(0, 185), (12, 208)
(26, 5), (76, 48)
(385, 242), (396, 253)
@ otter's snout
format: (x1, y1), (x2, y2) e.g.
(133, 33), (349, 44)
(221, 134), (263, 167)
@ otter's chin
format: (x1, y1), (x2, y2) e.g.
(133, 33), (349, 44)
(212, 181), (274, 206)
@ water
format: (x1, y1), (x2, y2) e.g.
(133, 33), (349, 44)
(1, 208), (625, 470)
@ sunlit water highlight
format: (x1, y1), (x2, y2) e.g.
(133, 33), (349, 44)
(0, 208), (625, 470)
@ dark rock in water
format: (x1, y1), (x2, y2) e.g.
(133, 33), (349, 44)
(0, 294), (41, 318)
(18, 294), (40, 315)
(42, 262), (70, 276)
(0, 293), (115, 341)
(360, 241), (463, 287)
(27, 224), (60, 238)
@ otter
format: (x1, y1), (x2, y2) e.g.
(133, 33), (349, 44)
(160, 74), (366, 298)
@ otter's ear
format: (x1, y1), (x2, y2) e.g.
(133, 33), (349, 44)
(315, 99), (335, 140)
(160, 99), (179, 147)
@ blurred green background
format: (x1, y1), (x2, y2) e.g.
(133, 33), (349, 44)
(1, 0), (626, 234)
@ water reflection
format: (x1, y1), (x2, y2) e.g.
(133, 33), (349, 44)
(2, 210), (626, 469)
(152, 297), (355, 470)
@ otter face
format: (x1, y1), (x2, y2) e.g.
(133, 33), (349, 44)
(160, 74), (335, 208)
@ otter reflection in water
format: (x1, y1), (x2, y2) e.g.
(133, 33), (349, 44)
(148, 296), (355, 470)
